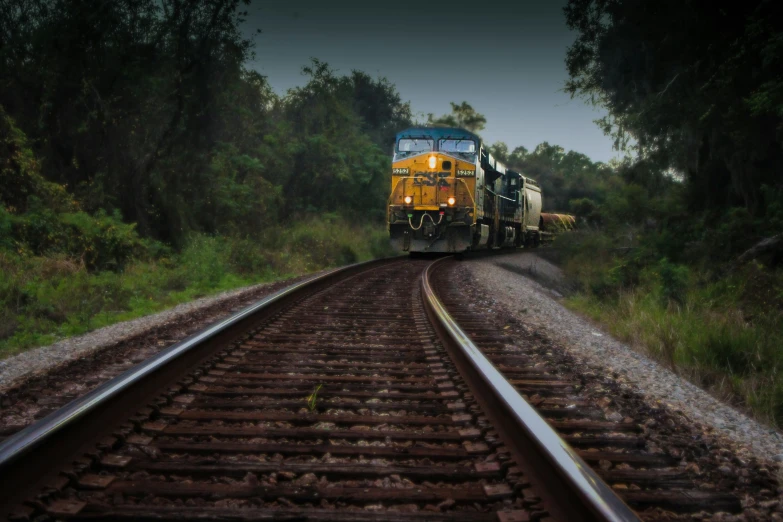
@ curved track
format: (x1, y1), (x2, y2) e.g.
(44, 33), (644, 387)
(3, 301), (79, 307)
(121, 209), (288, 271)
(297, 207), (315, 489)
(0, 257), (639, 521)
(430, 257), (781, 520)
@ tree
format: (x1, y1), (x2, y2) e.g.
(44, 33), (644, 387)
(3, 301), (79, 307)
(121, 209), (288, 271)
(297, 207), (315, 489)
(274, 60), (395, 219)
(0, 2), (415, 249)
(564, 0), (783, 217)
(427, 102), (487, 133)
(491, 139), (616, 213)
(347, 71), (413, 151)
(0, 0), (257, 243)
(488, 142), (509, 163)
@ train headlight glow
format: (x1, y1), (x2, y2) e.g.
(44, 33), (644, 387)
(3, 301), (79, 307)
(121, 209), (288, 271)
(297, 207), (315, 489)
(404, 195), (413, 204)
(447, 196), (456, 206)
(428, 156), (437, 169)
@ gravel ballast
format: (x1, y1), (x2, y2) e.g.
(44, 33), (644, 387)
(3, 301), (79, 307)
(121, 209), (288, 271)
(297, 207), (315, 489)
(457, 251), (783, 465)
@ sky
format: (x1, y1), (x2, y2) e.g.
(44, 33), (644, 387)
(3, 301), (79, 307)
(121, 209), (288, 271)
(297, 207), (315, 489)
(240, 0), (618, 163)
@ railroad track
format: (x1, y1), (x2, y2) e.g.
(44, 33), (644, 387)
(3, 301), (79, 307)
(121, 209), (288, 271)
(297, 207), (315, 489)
(431, 257), (781, 520)
(0, 255), (762, 522)
(0, 257), (636, 521)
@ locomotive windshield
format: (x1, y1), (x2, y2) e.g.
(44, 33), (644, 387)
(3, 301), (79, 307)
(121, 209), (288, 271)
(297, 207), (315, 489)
(397, 138), (433, 154)
(439, 138), (476, 154)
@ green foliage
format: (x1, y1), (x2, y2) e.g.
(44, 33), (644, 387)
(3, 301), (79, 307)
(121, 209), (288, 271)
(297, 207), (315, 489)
(0, 217), (394, 359)
(568, 198), (596, 218)
(269, 60), (407, 221)
(0, 2), (410, 362)
(203, 142), (281, 236)
(566, 269), (783, 425)
(0, 1), (411, 361)
(2, 108), (151, 270)
(761, 184), (783, 233)
(564, 0), (783, 218)
(699, 208), (757, 263)
(0, 207), (12, 249)
(179, 236), (230, 290)
(539, 0), (783, 427)
(555, 158), (781, 425)
(493, 140), (619, 214)
(656, 258), (689, 306)
(603, 184), (650, 225)
(0, 107), (74, 215)
(0, 4), (411, 245)
(427, 102), (487, 134)
(488, 142), (509, 162)
(59, 211), (146, 270)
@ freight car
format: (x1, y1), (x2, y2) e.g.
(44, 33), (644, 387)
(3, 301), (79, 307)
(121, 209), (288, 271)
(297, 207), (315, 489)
(388, 127), (542, 253)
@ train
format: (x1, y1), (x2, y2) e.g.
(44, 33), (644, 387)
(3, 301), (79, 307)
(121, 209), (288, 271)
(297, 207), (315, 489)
(387, 126), (573, 253)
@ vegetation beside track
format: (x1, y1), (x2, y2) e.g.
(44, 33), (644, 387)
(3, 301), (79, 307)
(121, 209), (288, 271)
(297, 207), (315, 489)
(0, 96), (392, 357)
(553, 233), (783, 427)
(528, 0), (783, 428)
(0, 216), (393, 358)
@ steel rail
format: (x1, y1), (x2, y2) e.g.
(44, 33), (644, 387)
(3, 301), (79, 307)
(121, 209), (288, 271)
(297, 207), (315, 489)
(421, 256), (640, 522)
(0, 256), (403, 512)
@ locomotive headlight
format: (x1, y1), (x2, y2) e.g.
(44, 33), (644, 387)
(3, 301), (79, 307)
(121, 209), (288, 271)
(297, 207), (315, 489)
(447, 196), (456, 206)
(404, 195), (413, 205)
(428, 156), (437, 169)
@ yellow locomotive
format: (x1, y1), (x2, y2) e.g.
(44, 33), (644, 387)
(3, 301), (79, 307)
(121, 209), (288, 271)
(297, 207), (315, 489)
(388, 127), (542, 253)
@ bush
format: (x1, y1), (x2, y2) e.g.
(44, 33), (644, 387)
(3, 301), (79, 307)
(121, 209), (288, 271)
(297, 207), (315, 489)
(2, 109), (150, 271)
(556, 230), (617, 296)
(281, 217), (390, 271)
(32, 270), (132, 326)
(700, 207), (756, 262)
(656, 258), (689, 306)
(369, 230), (396, 259)
(0, 217), (394, 358)
(180, 235), (230, 289)
(227, 238), (268, 275)
(607, 254), (645, 290)
(60, 210), (146, 270)
(10, 207), (147, 271)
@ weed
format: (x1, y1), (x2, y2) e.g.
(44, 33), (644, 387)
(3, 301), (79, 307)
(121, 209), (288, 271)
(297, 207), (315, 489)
(653, 319), (679, 370)
(306, 384), (323, 411)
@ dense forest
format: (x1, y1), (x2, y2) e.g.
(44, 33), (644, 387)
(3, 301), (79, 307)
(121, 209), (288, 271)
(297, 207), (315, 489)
(1, 1), (782, 424)
(551, 0), (783, 425)
(0, 1), (415, 353)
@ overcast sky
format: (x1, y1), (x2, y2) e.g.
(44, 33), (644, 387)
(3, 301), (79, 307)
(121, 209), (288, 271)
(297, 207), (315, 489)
(240, 0), (618, 163)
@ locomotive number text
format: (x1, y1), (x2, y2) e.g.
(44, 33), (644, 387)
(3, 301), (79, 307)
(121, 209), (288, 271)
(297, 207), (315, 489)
(392, 167), (409, 175)
(456, 169), (475, 177)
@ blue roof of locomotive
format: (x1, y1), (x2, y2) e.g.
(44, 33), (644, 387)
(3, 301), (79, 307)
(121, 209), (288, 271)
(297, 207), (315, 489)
(395, 126), (481, 143)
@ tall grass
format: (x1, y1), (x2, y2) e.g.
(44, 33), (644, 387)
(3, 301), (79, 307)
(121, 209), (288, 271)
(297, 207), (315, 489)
(0, 217), (395, 359)
(561, 232), (783, 426)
